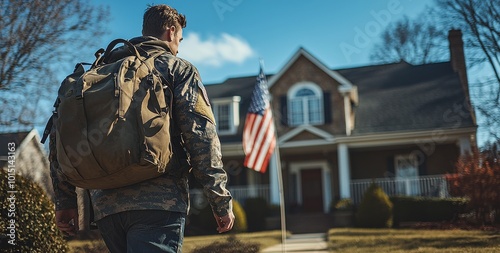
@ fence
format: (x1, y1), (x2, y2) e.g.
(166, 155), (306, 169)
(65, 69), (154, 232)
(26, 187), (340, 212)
(350, 174), (449, 204)
(189, 176), (449, 208)
(189, 184), (270, 208)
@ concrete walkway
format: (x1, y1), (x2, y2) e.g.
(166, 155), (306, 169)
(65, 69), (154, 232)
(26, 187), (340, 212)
(261, 233), (329, 253)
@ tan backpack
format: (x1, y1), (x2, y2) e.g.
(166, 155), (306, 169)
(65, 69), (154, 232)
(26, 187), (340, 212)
(42, 39), (174, 189)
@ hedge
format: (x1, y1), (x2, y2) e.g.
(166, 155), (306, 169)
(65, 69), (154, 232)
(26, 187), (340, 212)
(390, 196), (469, 226)
(0, 169), (69, 252)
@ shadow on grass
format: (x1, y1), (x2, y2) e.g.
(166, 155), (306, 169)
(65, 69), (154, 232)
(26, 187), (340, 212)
(329, 228), (500, 252)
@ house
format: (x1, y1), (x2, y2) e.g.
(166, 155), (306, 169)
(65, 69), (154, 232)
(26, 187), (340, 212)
(0, 129), (94, 231)
(203, 29), (476, 214)
(0, 129), (54, 197)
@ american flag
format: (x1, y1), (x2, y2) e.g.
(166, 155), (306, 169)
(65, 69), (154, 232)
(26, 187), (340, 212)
(243, 64), (276, 173)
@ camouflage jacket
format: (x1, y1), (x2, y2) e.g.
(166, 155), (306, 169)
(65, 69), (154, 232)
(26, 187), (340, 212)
(49, 36), (232, 221)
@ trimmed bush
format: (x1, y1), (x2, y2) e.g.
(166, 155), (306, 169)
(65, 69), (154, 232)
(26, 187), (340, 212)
(355, 182), (393, 228)
(391, 196), (469, 226)
(232, 199), (247, 232)
(0, 169), (69, 252)
(244, 197), (268, 231)
(187, 198), (247, 234)
(192, 235), (259, 253)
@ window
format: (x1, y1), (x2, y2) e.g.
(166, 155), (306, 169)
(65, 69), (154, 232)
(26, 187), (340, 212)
(212, 96), (241, 135)
(394, 155), (421, 196)
(216, 104), (231, 132)
(288, 83), (324, 126)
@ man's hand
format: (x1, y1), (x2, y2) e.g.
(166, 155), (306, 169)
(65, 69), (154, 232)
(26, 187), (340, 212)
(55, 209), (79, 236)
(213, 211), (235, 233)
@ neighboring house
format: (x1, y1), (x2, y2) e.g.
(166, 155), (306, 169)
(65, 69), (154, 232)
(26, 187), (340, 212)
(204, 29), (476, 214)
(0, 129), (54, 198)
(0, 129), (93, 231)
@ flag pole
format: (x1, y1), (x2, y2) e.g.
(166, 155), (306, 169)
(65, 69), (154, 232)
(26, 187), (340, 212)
(273, 142), (287, 252)
(261, 58), (287, 252)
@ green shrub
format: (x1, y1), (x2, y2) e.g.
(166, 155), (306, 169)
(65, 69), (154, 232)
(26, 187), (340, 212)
(391, 196), (469, 226)
(244, 197), (268, 231)
(187, 198), (247, 234)
(355, 182), (393, 228)
(192, 235), (259, 253)
(332, 198), (354, 212)
(0, 169), (69, 252)
(232, 199), (247, 232)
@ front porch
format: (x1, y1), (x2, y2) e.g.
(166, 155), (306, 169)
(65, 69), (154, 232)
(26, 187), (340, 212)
(205, 174), (450, 210)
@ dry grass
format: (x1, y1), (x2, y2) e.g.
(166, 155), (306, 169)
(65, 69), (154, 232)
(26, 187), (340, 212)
(68, 230), (285, 253)
(328, 228), (500, 253)
(183, 230), (285, 253)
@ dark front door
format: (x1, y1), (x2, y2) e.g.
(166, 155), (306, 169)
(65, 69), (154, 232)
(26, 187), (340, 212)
(300, 168), (323, 213)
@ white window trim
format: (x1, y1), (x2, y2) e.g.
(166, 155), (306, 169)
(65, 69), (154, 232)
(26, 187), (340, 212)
(394, 154), (421, 196)
(212, 96), (241, 135)
(287, 82), (324, 126)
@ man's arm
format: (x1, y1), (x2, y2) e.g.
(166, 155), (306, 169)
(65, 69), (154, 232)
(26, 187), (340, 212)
(169, 60), (233, 231)
(49, 122), (79, 235)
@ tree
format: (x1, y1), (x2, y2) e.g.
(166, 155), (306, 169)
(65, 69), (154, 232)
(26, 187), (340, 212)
(371, 1), (500, 143)
(435, 0), (500, 142)
(446, 142), (500, 225)
(369, 13), (448, 65)
(0, 0), (109, 127)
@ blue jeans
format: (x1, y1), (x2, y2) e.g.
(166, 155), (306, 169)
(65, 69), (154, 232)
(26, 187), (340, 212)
(96, 210), (185, 253)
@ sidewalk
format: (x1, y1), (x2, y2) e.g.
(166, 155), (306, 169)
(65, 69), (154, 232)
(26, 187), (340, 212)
(261, 233), (328, 253)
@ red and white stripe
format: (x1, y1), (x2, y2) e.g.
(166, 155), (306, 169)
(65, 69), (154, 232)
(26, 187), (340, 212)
(243, 106), (276, 173)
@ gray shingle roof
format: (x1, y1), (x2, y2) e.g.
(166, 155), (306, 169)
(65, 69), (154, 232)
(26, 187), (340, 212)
(204, 60), (475, 142)
(336, 61), (476, 134)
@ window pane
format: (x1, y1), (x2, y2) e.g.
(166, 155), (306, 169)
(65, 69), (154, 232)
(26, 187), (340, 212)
(308, 98), (322, 124)
(217, 104), (230, 131)
(296, 88), (315, 97)
(290, 99), (303, 125)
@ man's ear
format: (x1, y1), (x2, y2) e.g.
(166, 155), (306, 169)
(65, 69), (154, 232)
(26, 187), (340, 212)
(159, 26), (176, 42)
(167, 26), (176, 41)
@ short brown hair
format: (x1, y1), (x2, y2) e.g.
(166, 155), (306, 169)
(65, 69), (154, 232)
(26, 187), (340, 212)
(142, 4), (187, 38)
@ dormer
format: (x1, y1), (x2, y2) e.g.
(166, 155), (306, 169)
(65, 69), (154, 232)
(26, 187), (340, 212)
(212, 96), (241, 135)
(268, 47), (357, 136)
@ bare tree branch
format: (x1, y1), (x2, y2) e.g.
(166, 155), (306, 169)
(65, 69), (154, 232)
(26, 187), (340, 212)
(0, 0), (109, 127)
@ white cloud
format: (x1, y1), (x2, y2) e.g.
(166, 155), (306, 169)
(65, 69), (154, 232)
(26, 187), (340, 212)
(179, 33), (254, 67)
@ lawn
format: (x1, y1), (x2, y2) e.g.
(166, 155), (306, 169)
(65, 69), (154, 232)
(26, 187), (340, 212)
(68, 230), (285, 253)
(68, 228), (499, 252)
(328, 228), (500, 253)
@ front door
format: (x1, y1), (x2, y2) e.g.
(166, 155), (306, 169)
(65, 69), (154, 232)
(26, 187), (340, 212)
(300, 168), (323, 213)
(395, 155), (421, 196)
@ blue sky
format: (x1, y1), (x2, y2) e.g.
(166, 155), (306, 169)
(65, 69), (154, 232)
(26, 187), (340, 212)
(90, 0), (435, 84)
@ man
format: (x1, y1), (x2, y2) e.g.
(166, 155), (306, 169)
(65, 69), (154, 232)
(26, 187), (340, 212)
(49, 4), (234, 253)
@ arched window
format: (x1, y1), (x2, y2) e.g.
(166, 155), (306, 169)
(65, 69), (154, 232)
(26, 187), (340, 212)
(288, 83), (324, 126)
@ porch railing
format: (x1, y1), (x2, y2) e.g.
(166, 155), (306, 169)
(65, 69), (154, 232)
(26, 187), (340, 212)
(350, 174), (449, 204)
(228, 184), (270, 204)
(189, 184), (270, 207)
(189, 175), (449, 208)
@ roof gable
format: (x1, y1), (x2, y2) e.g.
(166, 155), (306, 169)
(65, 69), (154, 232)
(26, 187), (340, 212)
(268, 47), (354, 90)
(279, 125), (334, 144)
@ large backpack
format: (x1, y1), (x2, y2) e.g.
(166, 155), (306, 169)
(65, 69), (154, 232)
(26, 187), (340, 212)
(42, 39), (174, 189)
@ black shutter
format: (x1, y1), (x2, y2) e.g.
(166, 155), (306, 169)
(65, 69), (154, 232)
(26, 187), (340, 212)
(279, 95), (288, 126)
(323, 92), (332, 124)
(418, 153), (427, 176)
(387, 156), (395, 177)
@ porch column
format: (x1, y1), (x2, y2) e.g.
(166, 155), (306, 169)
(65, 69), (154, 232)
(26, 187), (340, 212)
(458, 136), (471, 155)
(269, 151), (280, 205)
(247, 169), (258, 197)
(338, 143), (351, 199)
